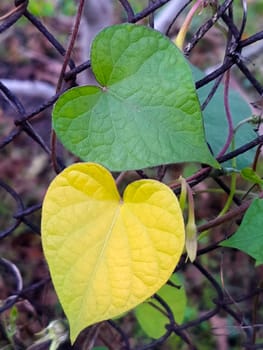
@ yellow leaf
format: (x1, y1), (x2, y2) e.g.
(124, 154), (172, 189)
(41, 163), (185, 343)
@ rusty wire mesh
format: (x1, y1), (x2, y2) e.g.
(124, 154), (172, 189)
(0, 0), (263, 349)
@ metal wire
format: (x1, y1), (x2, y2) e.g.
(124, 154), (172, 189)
(0, 0), (263, 349)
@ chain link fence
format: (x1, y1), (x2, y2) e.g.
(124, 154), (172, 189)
(0, 0), (263, 349)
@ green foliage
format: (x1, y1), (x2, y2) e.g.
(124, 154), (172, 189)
(28, 0), (55, 17)
(192, 66), (254, 169)
(221, 198), (263, 266)
(134, 274), (186, 339)
(28, 0), (76, 17)
(47, 21), (263, 344)
(52, 24), (218, 171)
(241, 167), (263, 186)
(1, 0), (263, 348)
(58, 0), (76, 16)
(3, 306), (18, 347)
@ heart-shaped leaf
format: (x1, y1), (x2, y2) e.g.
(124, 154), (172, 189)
(41, 163), (185, 343)
(220, 198), (263, 266)
(53, 24), (217, 171)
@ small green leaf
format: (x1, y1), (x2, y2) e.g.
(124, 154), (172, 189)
(9, 306), (18, 325)
(241, 167), (263, 186)
(53, 24), (218, 171)
(134, 274), (186, 339)
(220, 198), (263, 266)
(192, 66), (254, 169)
(28, 0), (55, 17)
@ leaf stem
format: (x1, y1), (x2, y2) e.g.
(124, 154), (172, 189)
(197, 191), (263, 234)
(175, 0), (203, 49)
(115, 172), (128, 187)
(216, 69), (237, 216)
(51, 0), (85, 173)
(217, 70), (234, 158)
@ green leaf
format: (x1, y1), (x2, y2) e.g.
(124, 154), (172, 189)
(241, 167), (263, 186)
(53, 24), (218, 171)
(60, 0), (76, 16)
(192, 66), (255, 169)
(28, 0), (55, 17)
(134, 274), (186, 339)
(220, 198), (263, 266)
(41, 163), (185, 343)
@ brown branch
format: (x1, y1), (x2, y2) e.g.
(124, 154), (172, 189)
(197, 192), (263, 233)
